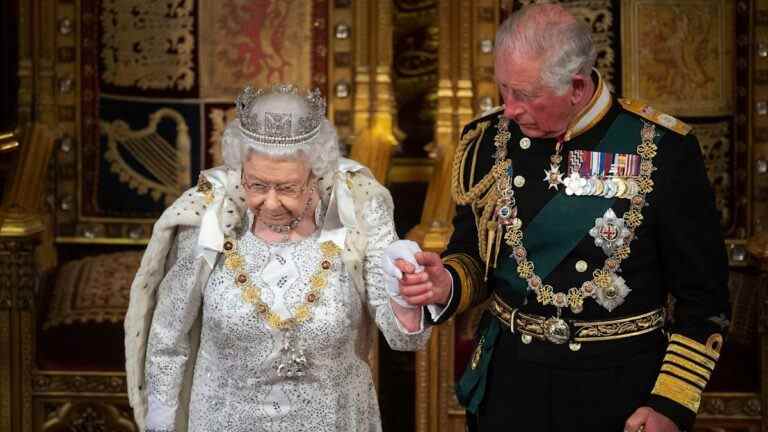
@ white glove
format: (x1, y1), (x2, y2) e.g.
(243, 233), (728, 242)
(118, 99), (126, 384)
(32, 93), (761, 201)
(382, 240), (424, 308)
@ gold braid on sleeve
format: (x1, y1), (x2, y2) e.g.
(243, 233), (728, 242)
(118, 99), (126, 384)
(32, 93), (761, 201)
(651, 333), (723, 412)
(443, 253), (486, 314)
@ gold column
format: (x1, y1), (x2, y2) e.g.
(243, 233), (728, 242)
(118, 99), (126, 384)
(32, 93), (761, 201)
(0, 238), (38, 432)
(413, 1), (499, 431)
(750, 2), (768, 431)
(343, 0), (398, 389)
(406, 0), (495, 252)
(349, 0), (397, 182)
(0, 0), (57, 238)
(1, 0), (59, 431)
(0, 250), (9, 432)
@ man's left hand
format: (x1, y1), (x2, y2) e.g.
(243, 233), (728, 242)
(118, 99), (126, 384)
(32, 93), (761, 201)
(624, 407), (679, 432)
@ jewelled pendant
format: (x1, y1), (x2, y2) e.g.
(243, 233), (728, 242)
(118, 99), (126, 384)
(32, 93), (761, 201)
(276, 330), (309, 378)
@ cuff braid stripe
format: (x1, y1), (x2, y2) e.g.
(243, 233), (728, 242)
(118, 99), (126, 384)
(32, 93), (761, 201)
(651, 373), (703, 413)
(667, 344), (717, 370)
(664, 352), (714, 379)
(660, 363), (709, 389)
(443, 253), (484, 315)
(670, 333), (720, 360)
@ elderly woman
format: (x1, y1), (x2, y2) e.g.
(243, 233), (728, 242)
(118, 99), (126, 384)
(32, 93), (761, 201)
(124, 85), (435, 431)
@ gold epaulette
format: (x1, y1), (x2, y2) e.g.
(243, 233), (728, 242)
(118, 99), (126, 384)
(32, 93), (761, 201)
(618, 98), (691, 136)
(650, 333), (723, 412)
(468, 105), (504, 125)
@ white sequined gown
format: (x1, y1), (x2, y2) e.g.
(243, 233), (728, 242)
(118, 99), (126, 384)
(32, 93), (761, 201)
(144, 196), (430, 431)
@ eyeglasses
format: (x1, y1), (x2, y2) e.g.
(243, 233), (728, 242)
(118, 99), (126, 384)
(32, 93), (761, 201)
(241, 172), (311, 199)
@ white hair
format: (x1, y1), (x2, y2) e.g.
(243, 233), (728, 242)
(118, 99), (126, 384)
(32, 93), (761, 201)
(220, 102), (341, 178)
(495, 5), (597, 94)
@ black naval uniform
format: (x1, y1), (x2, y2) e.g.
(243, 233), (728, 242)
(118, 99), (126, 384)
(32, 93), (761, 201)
(431, 73), (730, 432)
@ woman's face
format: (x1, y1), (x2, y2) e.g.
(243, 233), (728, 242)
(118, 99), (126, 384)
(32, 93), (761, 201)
(241, 153), (314, 227)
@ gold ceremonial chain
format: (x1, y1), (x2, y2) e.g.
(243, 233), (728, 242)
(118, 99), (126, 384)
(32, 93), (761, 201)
(222, 237), (342, 377)
(223, 238), (341, 329)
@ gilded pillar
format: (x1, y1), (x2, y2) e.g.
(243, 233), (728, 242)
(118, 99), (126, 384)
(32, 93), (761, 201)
(349, 0), (398, 182)
(1, 0), (57, 238)
(407, 0), (497, 252)
(413, 2), (499, 431)
(1, 0), (58, 431)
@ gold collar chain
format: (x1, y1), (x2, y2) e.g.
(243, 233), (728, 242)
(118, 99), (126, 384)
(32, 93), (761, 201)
(491, 117), (659, 314)
(222, 237), (342, 330)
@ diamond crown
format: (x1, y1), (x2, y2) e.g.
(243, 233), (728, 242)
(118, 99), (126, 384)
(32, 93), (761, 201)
(235, 84), (326, 146)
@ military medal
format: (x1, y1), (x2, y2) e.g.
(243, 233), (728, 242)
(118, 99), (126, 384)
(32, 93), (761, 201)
(543, 140), (565, 190)
(614, 178), (628, 197)
(564, 149), (643, 200)
(563, 172), (587, 196)
(603, 179), (618, 198)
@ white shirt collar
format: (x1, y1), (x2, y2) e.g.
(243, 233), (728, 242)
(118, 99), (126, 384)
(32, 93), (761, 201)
(564, 69), (612, 142)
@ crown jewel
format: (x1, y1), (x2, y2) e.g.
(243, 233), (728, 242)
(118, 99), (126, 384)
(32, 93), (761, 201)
(235, 84), (326, 147)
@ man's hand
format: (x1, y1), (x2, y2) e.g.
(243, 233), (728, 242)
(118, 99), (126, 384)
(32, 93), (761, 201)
(624, 407), (679, 432)
(395, 252), (452, 307)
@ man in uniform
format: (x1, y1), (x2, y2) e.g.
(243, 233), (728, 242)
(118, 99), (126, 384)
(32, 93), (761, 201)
(389, 4), (730, 432)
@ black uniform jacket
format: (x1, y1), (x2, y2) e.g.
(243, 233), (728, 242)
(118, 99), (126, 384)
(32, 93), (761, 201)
(431, 72), (730, 430)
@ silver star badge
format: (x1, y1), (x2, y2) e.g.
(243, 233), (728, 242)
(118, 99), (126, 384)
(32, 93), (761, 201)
(589, 208), (631, 255)
(595, 273), (631, 312)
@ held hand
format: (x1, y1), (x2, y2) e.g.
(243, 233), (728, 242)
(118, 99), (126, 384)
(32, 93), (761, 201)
(624, 407), (679, 432)
(395, 252), (452, 307)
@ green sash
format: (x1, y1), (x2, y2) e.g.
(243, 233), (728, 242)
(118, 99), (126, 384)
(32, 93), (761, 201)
(455, 113), (666, 413)
(455, 318), (500, 413)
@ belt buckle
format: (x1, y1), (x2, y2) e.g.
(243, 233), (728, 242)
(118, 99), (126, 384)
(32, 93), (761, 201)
(542, 316), (570, 344)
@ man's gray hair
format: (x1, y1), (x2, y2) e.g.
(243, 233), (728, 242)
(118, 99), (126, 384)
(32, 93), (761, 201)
(495, 5), (597, 94)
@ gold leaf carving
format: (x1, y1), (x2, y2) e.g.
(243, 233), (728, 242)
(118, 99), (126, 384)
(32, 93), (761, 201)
(694, 121), (732, 228)
(208, 107), (237, 167)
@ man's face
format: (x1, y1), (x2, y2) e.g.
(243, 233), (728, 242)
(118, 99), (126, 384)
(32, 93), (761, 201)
(494, 54), (576, 138)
